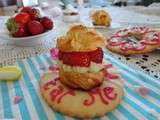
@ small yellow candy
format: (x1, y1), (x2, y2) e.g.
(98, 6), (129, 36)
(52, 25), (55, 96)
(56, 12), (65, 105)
(0, 66), (22, 81)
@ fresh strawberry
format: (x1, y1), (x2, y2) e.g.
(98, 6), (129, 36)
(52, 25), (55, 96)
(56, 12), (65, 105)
(41, 17), (53, 30)
(27, 20), (44, 35)
(20, 7), (32, 13)
(29, 8), (40, 20)
(58, 51), (63, 60)
(62, 52), (90, 67)
(6, 18), (28, 37)
(14, 12), (30, 25)
(12, 26), (27, 37)
(88, 48), (103, 63)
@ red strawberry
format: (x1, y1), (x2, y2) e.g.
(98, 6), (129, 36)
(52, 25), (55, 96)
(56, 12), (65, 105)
(14, 12), (30, 25)
(27, 20), (44, 35)
(62, 52), (90, 67)
(20, 7), (32, 13)
(12, 26), (27, 37)
(58, 51), (63, 60)
(41, 17), (53, 30)
(88, 48), (103, 63)
(29, 8), (40, 20)
(6, 18), (28, 37)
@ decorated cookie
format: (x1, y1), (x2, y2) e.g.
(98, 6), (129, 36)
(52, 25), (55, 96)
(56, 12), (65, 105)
(106, 27), (160, 55)
(41, 24), (124, 118)
(0, 66), (22, 80)
(40, 64), (124, 118)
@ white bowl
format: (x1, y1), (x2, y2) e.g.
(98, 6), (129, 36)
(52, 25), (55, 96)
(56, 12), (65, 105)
(0, 29), (54, 46)
(0, 16), (54, 46)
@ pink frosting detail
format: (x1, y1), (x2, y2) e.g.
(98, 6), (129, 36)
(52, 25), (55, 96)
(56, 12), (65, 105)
(141, 40), (158, 45)
(133, 45), (146, 51)
(103, 87), (117, 100)
(43, 78), (76, 103)
(50, 85), (64, 102)
(104, 64), (119, 80)
(48, 65), (59, 71)
(104, 64), (112, 69)
(95, 79), (102, 84)
(108, 36), (127, 46)
(136, 86), (150, 96)
(104, 72), (119, 79)
(120, 43), (145, 52)
(14, 96), (23, 104)
(107, 27), (160, 51)
(42, 66), (118, 106)
(116, 29), (129, 37)
(50, 48), (59, 60)
(83, 87), (117, 106)
(57, 90), (76, 103)
(50, 85), (76, 103)
(43, 77), (59, 90)
(83, 92), (95, 106)
(141, 32), (160, 45)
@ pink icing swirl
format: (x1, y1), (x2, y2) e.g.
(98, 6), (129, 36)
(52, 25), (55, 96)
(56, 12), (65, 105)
(48, 65), (59, 71)
(43, 64), (119, 106)
(107, 27), (160, 52)
(107, 27), (160, 51)
(120, 43), (146, 51)
(104, 64), (119, 79)
(44, 77), (76, 104)
(83, 87), (117, 106)
(50, 85), (76, 104)
(141, 31), (160, 45)
(50, 48), (59, 60)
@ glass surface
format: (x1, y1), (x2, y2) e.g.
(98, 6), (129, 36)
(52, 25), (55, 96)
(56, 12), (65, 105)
(22, 0), (39, 6)
(89, 0), (106, 7)
(61, 0), (74, 6)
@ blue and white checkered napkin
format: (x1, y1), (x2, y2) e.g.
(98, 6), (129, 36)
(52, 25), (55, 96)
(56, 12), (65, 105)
(0, 52), (160, 120)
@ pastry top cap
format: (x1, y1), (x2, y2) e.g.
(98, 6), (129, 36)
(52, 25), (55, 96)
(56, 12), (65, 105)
(57, 24), (105, 52)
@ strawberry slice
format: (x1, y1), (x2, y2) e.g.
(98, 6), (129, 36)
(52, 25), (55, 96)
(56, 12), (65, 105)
(58, 50), (63, 60)
(88, 47), (103, 63)
(62, 52), (90, 67)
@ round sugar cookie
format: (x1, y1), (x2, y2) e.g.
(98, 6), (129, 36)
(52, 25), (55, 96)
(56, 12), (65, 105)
(40, 64), (124, 118)
(106, 27), (160, 55)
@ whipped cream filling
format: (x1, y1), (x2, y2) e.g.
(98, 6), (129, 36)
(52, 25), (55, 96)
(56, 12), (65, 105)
(57, 60), (104, 73)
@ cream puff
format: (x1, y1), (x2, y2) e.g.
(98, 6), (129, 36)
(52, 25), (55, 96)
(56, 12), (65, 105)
(57, 24), (105, 90)
(91, 10), (112, 27)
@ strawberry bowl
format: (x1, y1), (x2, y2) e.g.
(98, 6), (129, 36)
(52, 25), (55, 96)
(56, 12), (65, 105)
(0, 7), (54, 46)
(0, 26), (54, 46)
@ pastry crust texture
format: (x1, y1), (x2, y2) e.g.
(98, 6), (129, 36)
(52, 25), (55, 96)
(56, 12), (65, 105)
(59, 67), (104, 90)
(57, 24), (106, 90)
(91, 10), (112, 27)
(57, 24), (105, 52)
